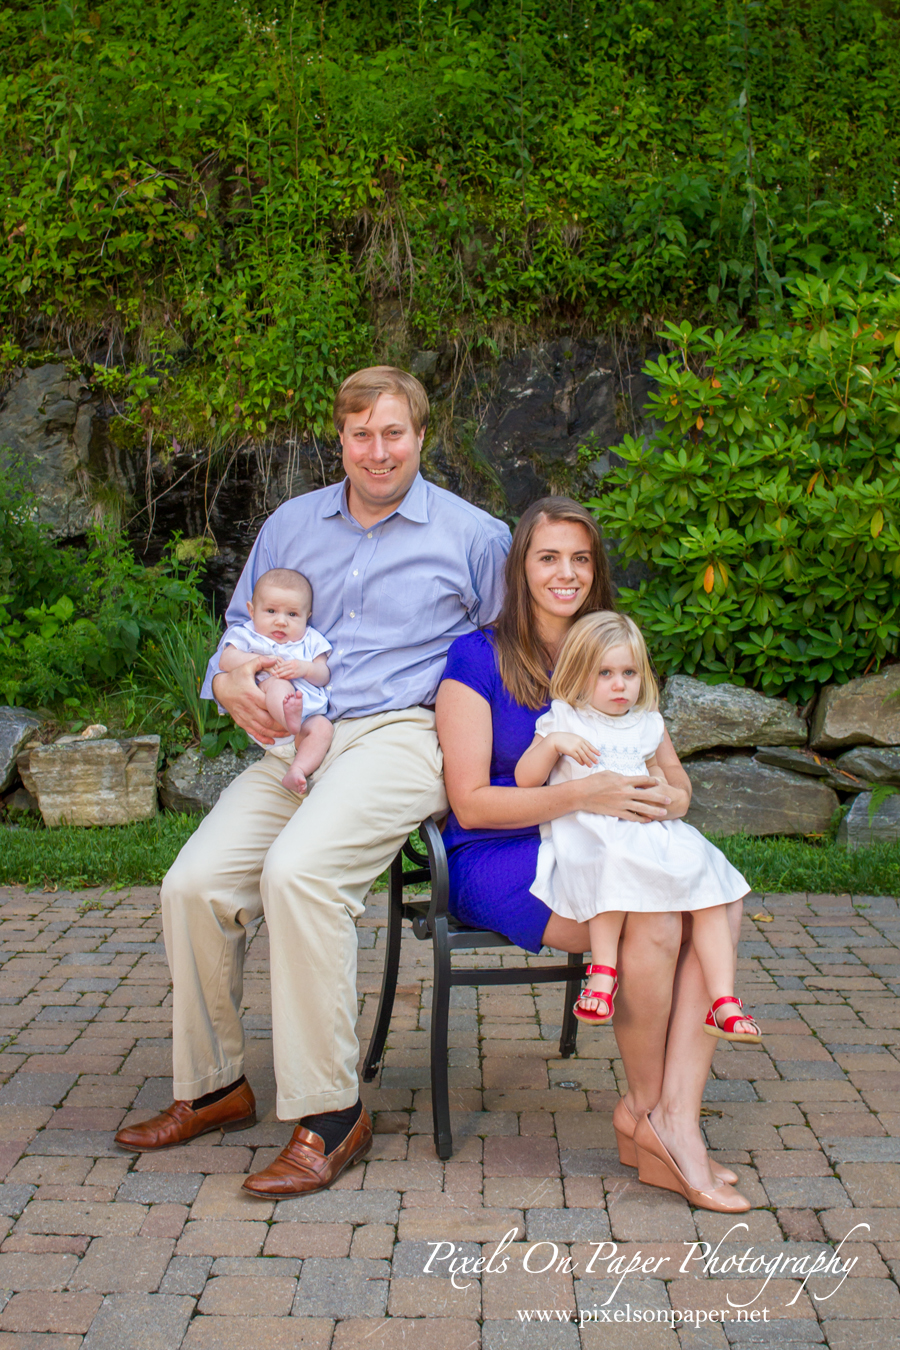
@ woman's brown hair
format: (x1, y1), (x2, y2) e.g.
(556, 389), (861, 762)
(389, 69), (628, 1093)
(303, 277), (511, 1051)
(492, 496), (614, 708)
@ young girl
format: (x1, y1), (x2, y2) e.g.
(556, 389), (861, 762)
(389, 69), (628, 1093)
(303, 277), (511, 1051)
(515, 610), (760, 1043)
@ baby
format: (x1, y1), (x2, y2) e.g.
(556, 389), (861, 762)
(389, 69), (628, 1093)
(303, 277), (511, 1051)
(217, 567), (333, 793)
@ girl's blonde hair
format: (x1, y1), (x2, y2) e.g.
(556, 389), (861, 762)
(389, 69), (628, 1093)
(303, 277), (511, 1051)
(550, 611), (659, 712)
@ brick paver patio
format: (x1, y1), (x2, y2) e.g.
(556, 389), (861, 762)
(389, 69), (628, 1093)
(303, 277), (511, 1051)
(0, 882), (896, 1348)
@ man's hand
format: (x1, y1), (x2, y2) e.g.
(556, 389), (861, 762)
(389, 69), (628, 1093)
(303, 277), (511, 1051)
(573, 771), (671, 823)
(211, 657), (282, 745)
(270, 658), (304, 680)
(551, 733), (600, 767)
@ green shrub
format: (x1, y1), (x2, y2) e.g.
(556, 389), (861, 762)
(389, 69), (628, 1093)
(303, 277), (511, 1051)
(591, 263), (900, 703)
(0, 469), (217, 710)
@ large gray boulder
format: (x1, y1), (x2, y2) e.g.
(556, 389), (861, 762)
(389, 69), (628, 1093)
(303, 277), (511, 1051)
(160, 744), (264, 814)
(0, 363), (95, 537)
(660, 675), (807, 757)
(835, 746), (900, 787)
(0, 706), (41, 793)
(684, 756), (839, 836)
(809, 666), (900, 752)
(20, 736), (160, 827)
(836, 791), (900, 849)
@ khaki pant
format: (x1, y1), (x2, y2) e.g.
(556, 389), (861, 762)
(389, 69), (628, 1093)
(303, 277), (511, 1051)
(161, 707), (447, 1118)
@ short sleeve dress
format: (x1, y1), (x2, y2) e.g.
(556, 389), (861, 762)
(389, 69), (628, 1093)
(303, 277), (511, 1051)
(531, 700), (748, 922)
(440, 630), (554, 953)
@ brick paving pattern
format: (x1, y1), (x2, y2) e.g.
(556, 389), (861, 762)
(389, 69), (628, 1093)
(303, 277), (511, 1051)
(0, 882), (896, 1347)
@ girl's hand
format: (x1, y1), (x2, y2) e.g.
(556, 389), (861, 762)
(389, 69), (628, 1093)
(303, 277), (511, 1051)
(553, 733), (600, 767)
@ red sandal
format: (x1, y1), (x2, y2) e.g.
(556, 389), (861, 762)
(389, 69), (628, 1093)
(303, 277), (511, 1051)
(573, 964), (618, 1024)
(704, 996), (762, 1043)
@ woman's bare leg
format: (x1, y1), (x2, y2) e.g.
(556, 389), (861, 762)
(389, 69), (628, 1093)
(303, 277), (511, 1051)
(648, 899), (744, 1191)
(612, 912), (682, 1116)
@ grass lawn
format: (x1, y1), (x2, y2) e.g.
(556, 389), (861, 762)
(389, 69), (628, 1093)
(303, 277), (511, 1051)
(0, 817), (898, 898)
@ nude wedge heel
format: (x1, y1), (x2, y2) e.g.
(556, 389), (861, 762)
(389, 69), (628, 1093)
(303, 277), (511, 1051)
(611, 1098), (638, 1167)
(632, 1111), (750, 1214)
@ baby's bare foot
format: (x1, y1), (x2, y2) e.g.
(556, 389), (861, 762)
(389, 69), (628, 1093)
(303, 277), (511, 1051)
(283, 691), (304, 736)
(282, 763), (308, 794)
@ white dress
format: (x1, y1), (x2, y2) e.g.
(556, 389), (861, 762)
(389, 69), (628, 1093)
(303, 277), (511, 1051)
(222, 621), (332, 748)
(531, 701), (748, 921)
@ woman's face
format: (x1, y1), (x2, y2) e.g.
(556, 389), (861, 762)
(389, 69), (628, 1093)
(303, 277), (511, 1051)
(524, 519), (595, 627)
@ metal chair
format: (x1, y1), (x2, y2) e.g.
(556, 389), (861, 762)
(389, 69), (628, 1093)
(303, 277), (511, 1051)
(362, 816), (589, 1160)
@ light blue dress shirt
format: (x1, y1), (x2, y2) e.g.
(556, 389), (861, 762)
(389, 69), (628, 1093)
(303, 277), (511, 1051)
(201, 474), (511, 721)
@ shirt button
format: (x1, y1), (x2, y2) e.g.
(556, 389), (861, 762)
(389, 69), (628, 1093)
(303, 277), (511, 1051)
(353, 570), (358, 576)
(350, 611), (356, 618)
(367, 531), (373, 538)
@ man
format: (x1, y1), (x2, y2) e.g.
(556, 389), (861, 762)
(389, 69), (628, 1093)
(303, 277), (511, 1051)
(115, 367), (510, 1194)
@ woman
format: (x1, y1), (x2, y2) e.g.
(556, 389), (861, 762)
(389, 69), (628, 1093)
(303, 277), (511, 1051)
(435, 496), (749, 1212)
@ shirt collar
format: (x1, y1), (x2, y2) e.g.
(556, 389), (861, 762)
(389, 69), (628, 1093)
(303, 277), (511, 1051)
(322, 473), (430, 527)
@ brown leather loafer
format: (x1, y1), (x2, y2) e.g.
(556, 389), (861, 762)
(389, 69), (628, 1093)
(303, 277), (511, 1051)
(114, 1080), (257, 1152)
(242, 1106), (372, 1196)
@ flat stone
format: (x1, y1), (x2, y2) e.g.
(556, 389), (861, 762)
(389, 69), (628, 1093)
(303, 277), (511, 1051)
(524, 1207), (611, 1241)
(0, 1074), (77, 1107)
(836, 745), (900, 786)
(116, 1173), (204, 1205)
(0, 1183), (36, 1215)
(484, 1323), (582, 1349)
(684, 757), (838, 836)
(272, 1190), (400, 1224)
(17, 1201), (148, 1237)
(69, 1236), (173, 1293)
(159, 744), (264, 815)
(79, 1293), (194, 1350)
(762, 1176), (851, 1208)
(0, 708), (41, 794)
(24, 737), (160, 828)
(810, 666), (900, 751)
(836, 791), (900, 849)
(660, 676), (806, 757)
(0, 1251), (79, 1290)
(292, 1257), (389, 1317)
(824, 1138), (900, 1164)
(183, 1317), (334, 1349)
(158, 1254), (212, 1295)
(198, 1274), (296, 1316)
(24, 1130), (120, 1157)
(0, 1290), (102, 1333)
(753, 747), (867, 793)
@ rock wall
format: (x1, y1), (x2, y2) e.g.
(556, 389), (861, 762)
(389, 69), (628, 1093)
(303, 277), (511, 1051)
(1, 340), (654, 608)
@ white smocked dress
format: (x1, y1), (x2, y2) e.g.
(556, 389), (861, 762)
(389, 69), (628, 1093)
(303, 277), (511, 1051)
(221, 620), (332, 748)
(531, 701), (748, 921)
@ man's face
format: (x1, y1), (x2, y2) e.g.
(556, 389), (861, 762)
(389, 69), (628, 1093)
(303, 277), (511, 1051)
(340, 393), (424, 525)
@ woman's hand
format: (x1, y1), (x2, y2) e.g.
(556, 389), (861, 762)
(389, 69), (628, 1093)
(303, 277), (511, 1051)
(211, 657), (281, 744)
(571, 770), (672, 822)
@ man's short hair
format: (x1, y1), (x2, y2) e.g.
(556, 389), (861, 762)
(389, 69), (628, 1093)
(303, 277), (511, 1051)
(333, 366), (430, 435)
(251, 568), (313, 614)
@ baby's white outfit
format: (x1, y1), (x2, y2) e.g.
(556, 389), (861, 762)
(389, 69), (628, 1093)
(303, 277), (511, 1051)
(222, 620), (332, 748)
(531, 701), (748, 921)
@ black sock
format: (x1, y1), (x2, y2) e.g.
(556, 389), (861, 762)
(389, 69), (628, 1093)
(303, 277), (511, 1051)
(191, 1076), (246, 1110)
(300, 1099), (363, 1152)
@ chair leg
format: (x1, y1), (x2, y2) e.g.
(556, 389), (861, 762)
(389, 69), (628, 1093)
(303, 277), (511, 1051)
(559, 952), (583, 1058)
(430, 916), (454, 1161)
(362, 853), (405, 1082)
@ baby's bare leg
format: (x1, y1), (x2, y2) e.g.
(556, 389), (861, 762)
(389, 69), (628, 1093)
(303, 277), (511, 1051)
(261, 677), (294, 731)
(281, 715), (334, 794)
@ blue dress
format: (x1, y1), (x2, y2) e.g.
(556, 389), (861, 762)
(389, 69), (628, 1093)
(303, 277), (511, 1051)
(441, 630), (554, 953)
